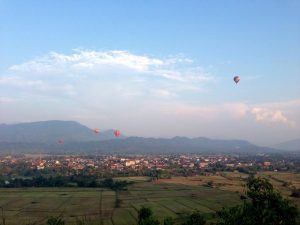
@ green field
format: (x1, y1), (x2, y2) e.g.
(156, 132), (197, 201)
(0, 179), (242, 225)
(0, 173), (299, 225)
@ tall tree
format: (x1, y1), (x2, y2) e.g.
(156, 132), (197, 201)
(217, 177), (298, 225)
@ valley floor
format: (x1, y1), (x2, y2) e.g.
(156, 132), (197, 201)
(0, 172), (299, 225)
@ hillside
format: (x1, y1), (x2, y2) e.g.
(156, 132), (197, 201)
(0, 120), (121, 143)
(272, 138), (300, 151)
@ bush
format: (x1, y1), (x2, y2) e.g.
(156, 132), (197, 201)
(206, 181), (214, 188)
(163, 217), (175, 225)
(182, 211), (206, 225)
(138, 206), (160, 225)
(47, 216), (65, 225)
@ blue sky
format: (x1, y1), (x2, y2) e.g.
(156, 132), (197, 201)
(0, 0), (299, 145)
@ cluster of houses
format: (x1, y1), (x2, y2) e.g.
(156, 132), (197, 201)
(0, 154), (279, 173)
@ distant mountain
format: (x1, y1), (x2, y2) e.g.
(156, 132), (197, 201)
(0, 120), (123, 143)
(76, 136), (272, 154)
(0, 120), (274, 153)
(272, 138), (300, 151)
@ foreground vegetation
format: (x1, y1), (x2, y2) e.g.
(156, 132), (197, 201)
(44, 177), (299, 225)
(0, 173), (299, 225)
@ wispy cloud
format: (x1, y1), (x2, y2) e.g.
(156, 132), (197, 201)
(8, 50), (209, 82)
(1, 49), (213, 104)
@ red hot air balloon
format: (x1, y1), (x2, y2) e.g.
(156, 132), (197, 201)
(233, 76), (240, 84)
(58, 139), (64, 144)
(114, 130), (121, 137)
(94, 128), (100, 134)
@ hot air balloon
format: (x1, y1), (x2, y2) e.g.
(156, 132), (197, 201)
(58, 139), (64, 144)
(114, 130), (121, 137)
(233, 76), (240, 84)
(94, 128), (100, 134)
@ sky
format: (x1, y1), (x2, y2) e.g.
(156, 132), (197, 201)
(0, 0), (300, 146)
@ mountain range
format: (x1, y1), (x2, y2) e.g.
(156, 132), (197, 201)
(0, 120), (287, 153)
(272, 138), (300, 151)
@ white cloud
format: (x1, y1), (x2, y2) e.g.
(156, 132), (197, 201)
(9, 50), (164, 73)
(251, 107), (295, 127)
(160, 101), (298, 128)
(8, 50), (211, 82)
(0, 49), (214, 108)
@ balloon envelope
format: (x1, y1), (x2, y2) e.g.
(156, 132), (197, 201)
(114, 130), (121, 137)
(233, 76), (240, 84)
(94, 128), (100, 134)
(58, 139), (64, 144)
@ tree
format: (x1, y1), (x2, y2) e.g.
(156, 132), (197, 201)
(182, 211), (206, 225)
(138, 206), (160, 225)
(217, 177), (298, 225)
(138, 206), (153, 223)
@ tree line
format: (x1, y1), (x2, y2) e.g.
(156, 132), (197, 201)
(0, 176), (131, 190)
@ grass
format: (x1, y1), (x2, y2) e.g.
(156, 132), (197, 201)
(0, 173), (299, 224)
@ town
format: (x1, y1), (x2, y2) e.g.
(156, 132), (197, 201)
(1, 152), (299, 180)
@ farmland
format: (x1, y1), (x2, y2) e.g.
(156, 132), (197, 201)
(0, 172), (299, 225)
